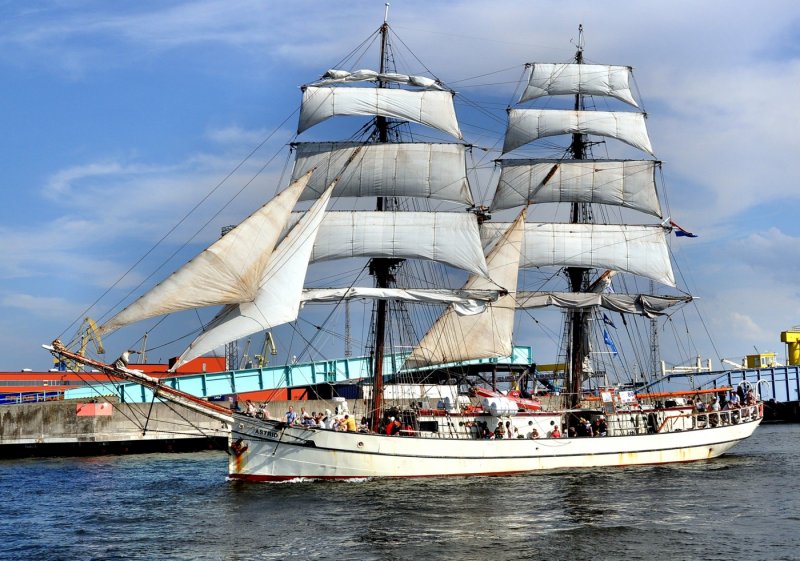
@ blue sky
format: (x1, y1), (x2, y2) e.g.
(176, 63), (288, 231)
(2, 0), (800, 372)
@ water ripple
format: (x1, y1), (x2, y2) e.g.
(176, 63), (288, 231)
(0, 426), (797, 560)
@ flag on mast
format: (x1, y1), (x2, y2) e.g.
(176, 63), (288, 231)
(603, 328), (618, 356)
(669, 220), (698, 238)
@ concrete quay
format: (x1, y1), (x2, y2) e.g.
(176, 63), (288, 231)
(0, 398), (230, 458)
(0, 398), (367, 459)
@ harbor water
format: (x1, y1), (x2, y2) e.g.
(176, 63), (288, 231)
(1, 423), (798, 561)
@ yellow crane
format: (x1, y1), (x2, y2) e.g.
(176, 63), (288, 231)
(782, 327), (800, 366)
(56, 317), (105, 372)
(254, 331), (277, 368)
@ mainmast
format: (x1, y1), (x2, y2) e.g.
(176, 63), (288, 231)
(566, 25), (590, 408)
(370, 4), (395, 431)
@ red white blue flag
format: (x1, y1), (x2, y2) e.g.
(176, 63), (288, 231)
(669, 220), (698, 238)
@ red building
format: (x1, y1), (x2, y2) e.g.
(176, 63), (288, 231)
(0, 357), (227, 403)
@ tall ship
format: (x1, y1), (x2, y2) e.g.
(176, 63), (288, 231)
(48, 14), (763, 480)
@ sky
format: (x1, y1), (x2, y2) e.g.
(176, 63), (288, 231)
(1, 0), (800, 374)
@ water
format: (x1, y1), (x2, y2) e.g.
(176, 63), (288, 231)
(1, 424), (797, 561)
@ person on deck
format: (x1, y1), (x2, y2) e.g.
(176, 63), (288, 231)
(595, 416), (608, 436)
(505, 421), (514, 439)
(583, 418), (594, 437)
(494, 422), (506, 439)
(575, 418), (587, 437)
(344, 414), (357, 432)
(321, 409), (334, 429)
(550, 426), (561, 438)
(709, 396), (721, 427)
(285, 406), (297, 425)
(390, 418), (403, 435)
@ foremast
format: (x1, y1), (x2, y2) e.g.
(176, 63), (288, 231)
(370, 7), (396, 432)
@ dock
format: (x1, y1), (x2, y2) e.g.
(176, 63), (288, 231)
(0, 396), (366, 459)
(0, 398), (229, 458)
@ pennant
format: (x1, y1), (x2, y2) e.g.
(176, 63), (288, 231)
(603, 313), (616, 329)
(603, 328), (618, 356)
(669, 220), (698, 238)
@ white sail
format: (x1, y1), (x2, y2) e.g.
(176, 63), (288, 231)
(481, 222), (675, 287)
(310, 68), (444, 90)
(301, 287), (501, 316)
(404, 212), (526, 368)
(299, 86), (462, 139)
(520, 63), (638, 107)
(514, 291), (691, 317)
(292, 142), (473, 205)
(171, 180), (337, 370)
(503, 109), (654, 155)
(305, 211), (490, 278)
(491, 159), (662, 217)
(99, 172), (314, 336)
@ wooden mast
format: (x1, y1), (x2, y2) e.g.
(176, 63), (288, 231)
(370, 5), (392, 432)
(566, 25), (590, 409)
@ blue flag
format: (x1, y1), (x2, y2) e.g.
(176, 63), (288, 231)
(603, 313), (616, 329)
(603, 328), (618, 356)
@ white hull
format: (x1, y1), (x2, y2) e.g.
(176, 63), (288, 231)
(228, 411), (762, 481)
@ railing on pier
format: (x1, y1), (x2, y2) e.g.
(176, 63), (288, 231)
(694, 365), (800, 403)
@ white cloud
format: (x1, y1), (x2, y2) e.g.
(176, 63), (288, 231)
(205, 125), (268, 146)
(1, 293), (84, 319)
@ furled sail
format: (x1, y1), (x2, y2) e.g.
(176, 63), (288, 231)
(171, 180), (337, 370)
(520, 63), (638, 107)
(503, 109), (653, 155)
(310, 68), (444, 90)
(291, 142), (473, 205)
(491, 159), (662, 217)
(481, 222), (675, 287)
(514, 292), (692, 318)
(300, 287), (502, 316)
(299, 86), (462, 139)
(98, 171), (315, 336)
(403, 211), (526, 368)
(301, 211), (490, 278)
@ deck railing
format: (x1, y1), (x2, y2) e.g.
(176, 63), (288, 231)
(657, 403), (763, 434)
